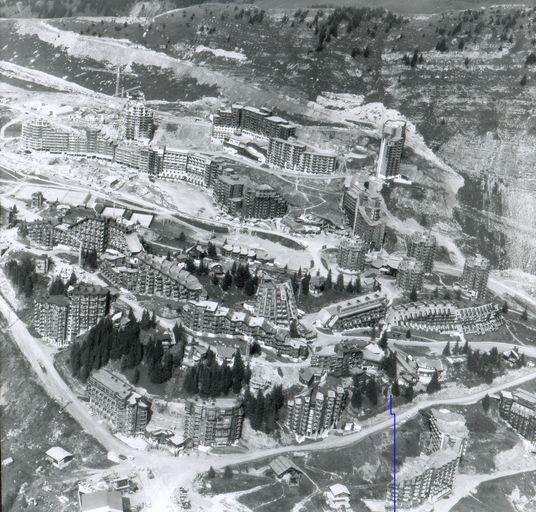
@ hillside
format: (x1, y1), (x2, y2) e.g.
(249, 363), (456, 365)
(1, 4), (536, 272)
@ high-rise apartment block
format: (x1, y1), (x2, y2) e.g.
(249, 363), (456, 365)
(396, 257), (425, 294)
(34, 283), (110, 346)
(184, 398), (244, 446)
(124, 100), (154, 141)
(287, 385), (347, 438)
(68, 284), (110, 339)
(337, 237), (367, 272)
(499, 389), (536, 442)
(242, 184), (288, 219)
(407, 231), (437, 274)
(461, 254), (490, 299)
(386, 408), (467, 510)
(254, 277), (298, 327)
(342, 178), (386, 250)
(376, 120), (406, 178)
(87, 369), (151, 435)
(34, 295), (70, 346)
(213, 170), (288, 219)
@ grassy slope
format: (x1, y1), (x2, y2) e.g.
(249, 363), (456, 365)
(0, 325), (110, 511)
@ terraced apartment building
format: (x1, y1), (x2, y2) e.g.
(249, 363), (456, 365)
(184, 398), (244, 447)
(87, 369), (151, 435)
(499, 389), (536, 442)
(286, 384), (347, 438)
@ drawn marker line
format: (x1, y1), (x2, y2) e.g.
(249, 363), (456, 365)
(389, 394), (397, 512)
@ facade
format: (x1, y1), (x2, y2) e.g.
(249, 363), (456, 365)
(461, 254), (490, 299)
(310, 339), (367, 376)
(407, 231), (437, 274)
(342, 178), (386, 250)
(124, 100), (154, 141)
(499, 389), (536, 442)
(213, 170), (245, 216)
(376, 120), (406, 178)
(287, 384), (347, 438)
(68, 284), (110, 339)
(318, 293), (388, 331)
(254, 277), (298, 327)
(396, 257), (425, 294)
(386, 408), (467, 510)
(184, 398), (244, 446)
(386, 301), (504, 335)
(179, 300), (307, 357)
(242, 184), (288, 218)
(267, 137), (337, 174)
(212, 104), (296, 141)
(337, 237), (367, 272)
(34, 294), (70, 346)
(87, 369), (150, 435)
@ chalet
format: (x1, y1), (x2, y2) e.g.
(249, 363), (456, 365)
(325, 483), (351, 510)
(46, 447), (73, 469)
(269, 456), (303, 485)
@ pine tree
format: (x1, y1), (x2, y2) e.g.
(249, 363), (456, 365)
(378, 331), (388, 351)
(501, 301), (509, 314)
(405, 383), (414, 402)
(336, 273), (344, 291)
(207, 466), (216, 479)
(289, 319), (300, 338)
(392, 380), (400, 397)
(482, 393), (490, 413)
(68, 271), (77, 286)
(222, 270), (232, 291)
(521, 309), (528, 321)
(244, 277), (256, 296)
(426, 370), (441, 393)
(453, 340), (460, 355)
(231, 350), (245, 394)
(354, 276), (362, 293)
(406, 329), (411, 339)
(345, 280), (354, 293)
(223, 466), (233, 479)
(461, 340), (469, 354)
(325, 269), (333, 290)
(365, 379), (378, 406)
(409, 288), (418, 302)
(442, 341), (451, 357)
(351, 388), (362, 409)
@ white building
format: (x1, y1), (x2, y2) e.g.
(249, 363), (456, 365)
(325, 483), (351, 510)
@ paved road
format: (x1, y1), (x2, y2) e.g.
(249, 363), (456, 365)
(3, 272), (536, 510)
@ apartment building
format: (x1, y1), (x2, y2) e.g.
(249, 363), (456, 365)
(318, 293), (388, 331)
(499, 389), (536, 442)
(287, 385), (347, 438)
(68, 284), (110, 339)
(462, 254), (490, 300)
(267, 137), (337, 174)
(342, 177), (386, 250)
(179, 300), (307, 356)
(376, 120), (406, 179)
(87, 369), (151, 435)
(213, 104), (296, 141)
(124, 100), (154, 141)
(213, 170), (245, 216)
(134, 253), (204, 300)
(396, 257), (425, 294)
(386, 408), (467, 510)
(407, 231), (437, 274)
(242, 184), (288, 219)
(34, 294), (70, 346)
(337, 237), (367, 272)
(184, 398), (244, 446)
(254, 277), (298, 327)
(310, 339), (367, 376)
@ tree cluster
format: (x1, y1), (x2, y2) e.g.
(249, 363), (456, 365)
(243, 385), (285, 434)
(5, 256), (37, 298)
(182, 349), (250, 397)
(70, 310), (144, 381)
(466, 346), (504, 383)
(426, 369), (441, 393)
(81, 248), (99, 270)
(221, 263), (258, 296)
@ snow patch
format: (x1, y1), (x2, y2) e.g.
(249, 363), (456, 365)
(195, 46), (247, 62)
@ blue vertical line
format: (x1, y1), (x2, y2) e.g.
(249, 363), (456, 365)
(389, 394), (397, 512)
